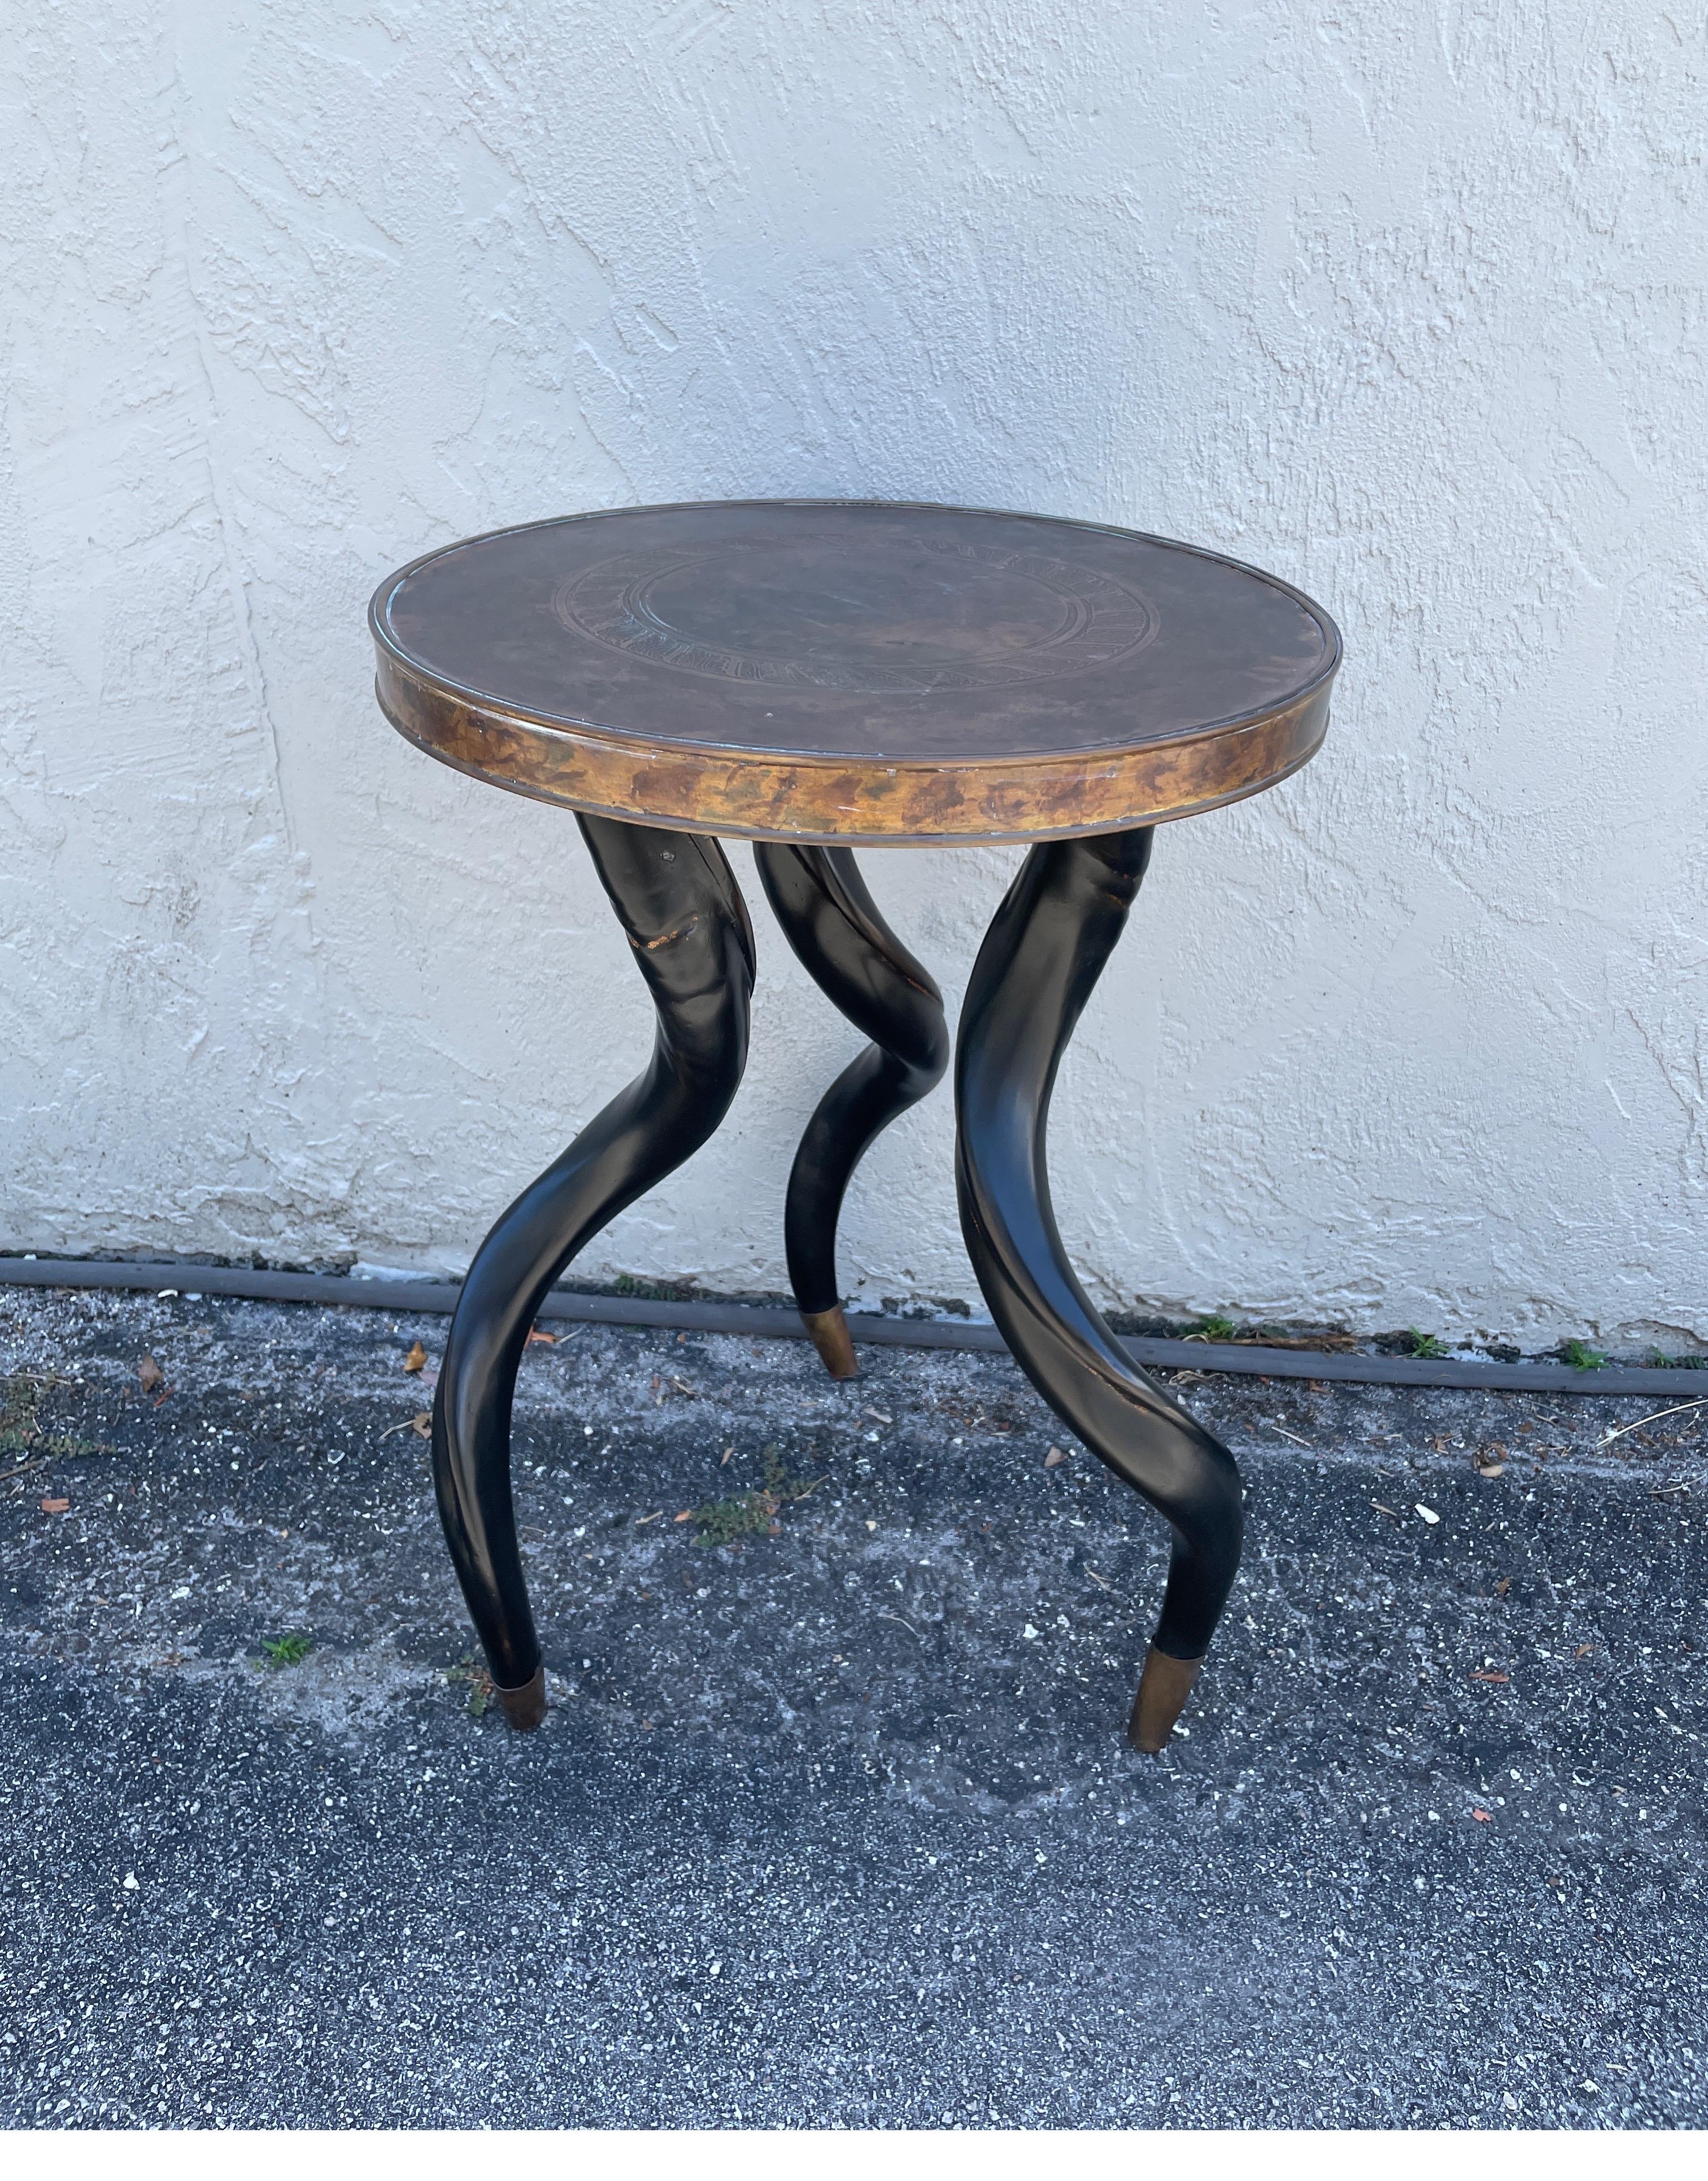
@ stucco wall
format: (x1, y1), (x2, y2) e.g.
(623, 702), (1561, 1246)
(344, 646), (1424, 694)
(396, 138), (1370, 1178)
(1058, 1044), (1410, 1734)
(3, 2), (1704, 1348)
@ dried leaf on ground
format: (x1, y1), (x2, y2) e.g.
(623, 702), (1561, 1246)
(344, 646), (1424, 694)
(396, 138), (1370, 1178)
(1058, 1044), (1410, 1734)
(525, 1328), (557, 1346)
(403, 1341), (428, 1373)
(41, 1497), (69, 1514)
(1044, 1446), (1067, 1468)
(409, 1413), (432, 1439)
(137, 1355), (164, 1394)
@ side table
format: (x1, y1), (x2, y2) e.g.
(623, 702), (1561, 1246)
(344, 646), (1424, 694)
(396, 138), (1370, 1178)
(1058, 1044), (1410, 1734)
(369, 500), (1340, 1751)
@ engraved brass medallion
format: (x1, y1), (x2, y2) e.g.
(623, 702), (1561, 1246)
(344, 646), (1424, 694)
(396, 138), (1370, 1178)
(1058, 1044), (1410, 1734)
(553, 534), (1160, 695)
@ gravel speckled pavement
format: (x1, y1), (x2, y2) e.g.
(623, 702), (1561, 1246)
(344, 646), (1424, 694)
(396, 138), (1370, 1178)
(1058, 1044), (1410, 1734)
(1, 1287), (1703, 2129)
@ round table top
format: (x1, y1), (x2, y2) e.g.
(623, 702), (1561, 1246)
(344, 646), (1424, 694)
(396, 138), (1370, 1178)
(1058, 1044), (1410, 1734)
(371, 500), (1339, 845)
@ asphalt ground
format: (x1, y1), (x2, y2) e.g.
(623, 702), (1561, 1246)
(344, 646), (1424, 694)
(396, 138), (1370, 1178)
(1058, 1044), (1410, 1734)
(1, 1287), (1703, 2129)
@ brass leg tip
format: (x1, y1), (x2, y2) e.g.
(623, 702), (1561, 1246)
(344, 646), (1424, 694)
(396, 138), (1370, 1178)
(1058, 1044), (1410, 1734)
(495, 1665), (547, 1731)
(1126, 1647), (1202, 1753)
(801, 1305), (859, 1380)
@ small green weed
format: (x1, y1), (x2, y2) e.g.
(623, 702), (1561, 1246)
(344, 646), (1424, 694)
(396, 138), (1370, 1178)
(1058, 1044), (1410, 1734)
(1405, 1330), (1451, 1360)
(613, 1272), (696, 1303)
(447, 1656), (495, 1718)
(1650, 1351), (1708, 1371)
(1184, 1313), (1239, 1343)
(259, 1633), (313, 1669)
(1561, 1338), (1607, 1371)
(0, 1371), (99, 1465)
(688, 1444), (818, 1548)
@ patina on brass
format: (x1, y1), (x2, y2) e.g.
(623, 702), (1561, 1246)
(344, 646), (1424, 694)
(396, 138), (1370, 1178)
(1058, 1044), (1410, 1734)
(1126, 1648), (1205, 1753)
(494, 1665), (547, 1732)
(800, 1304), (859, 1381)
(371, 500), (1340, 846)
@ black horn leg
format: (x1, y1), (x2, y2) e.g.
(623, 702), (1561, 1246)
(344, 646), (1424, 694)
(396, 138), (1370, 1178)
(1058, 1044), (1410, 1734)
(753, 846), (949, 1378)
(953, 829), (1244, 1752)
(432, 820), (753, 1729)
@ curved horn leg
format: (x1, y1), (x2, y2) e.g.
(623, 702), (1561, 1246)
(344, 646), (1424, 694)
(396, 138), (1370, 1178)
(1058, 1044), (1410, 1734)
(953, 829), (1243, 1752)
(433, 820), (753, 1727)
(753, 846), (948, 1378)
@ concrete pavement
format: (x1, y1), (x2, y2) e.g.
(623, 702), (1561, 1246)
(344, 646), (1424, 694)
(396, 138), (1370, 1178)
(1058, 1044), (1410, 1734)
(2, 1286), (1703, 2127)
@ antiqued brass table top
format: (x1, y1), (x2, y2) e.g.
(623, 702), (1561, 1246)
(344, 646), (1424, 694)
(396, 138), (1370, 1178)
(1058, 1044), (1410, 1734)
(371, 499), (1339, 845)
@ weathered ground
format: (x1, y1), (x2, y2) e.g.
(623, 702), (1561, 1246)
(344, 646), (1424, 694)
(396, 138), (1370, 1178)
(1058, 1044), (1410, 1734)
(1, 1287), (1703, 2130)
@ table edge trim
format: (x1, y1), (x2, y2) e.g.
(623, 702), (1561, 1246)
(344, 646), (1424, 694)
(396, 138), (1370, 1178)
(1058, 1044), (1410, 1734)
(376, 658), (1332, 843)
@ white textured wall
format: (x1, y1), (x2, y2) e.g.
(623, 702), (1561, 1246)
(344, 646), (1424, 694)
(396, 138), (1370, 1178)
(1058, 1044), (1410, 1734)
(3, 2), (1705, 1348)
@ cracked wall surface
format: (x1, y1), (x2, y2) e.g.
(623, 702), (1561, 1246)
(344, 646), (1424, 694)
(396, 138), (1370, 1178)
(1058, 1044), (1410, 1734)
(2, 2), (1704, 1347)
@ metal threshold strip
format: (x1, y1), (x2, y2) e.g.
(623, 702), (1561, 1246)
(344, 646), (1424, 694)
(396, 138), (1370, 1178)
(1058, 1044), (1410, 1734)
(0, 1255), (1695, 1397)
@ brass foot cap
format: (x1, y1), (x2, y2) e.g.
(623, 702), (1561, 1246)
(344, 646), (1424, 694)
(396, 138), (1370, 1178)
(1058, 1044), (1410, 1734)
(495, 1665), (547, 1732)
(1126, 1647), (1202, 1754)
(802, 1305), (859, 1381)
